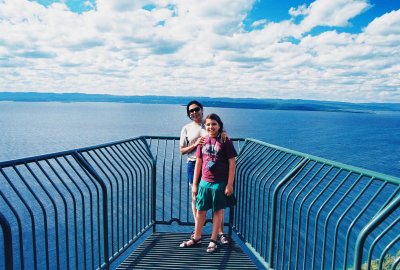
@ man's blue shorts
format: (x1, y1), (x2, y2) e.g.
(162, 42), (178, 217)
(187, 161), (196, 185)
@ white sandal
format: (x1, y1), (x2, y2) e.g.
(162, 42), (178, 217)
(206, 239), (218, 253)
(217, 233), (230, 245)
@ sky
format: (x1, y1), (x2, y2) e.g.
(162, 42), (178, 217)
(0, 0), (399, 102)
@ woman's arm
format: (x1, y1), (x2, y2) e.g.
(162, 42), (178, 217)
(225, 157), (236, 196)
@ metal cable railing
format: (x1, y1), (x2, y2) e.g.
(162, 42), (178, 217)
(234, 138), (400, 270)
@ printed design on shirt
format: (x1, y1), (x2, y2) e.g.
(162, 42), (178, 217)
(203, 140), (220, 159)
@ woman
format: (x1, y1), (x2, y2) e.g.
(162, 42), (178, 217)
(179, 100), (207, 223)
(180, 113), (237, 252)
(179, 101), (230, 245)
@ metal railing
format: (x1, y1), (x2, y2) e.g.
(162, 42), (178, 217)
(1, 136), (399, 270)
(234, 138), (400, 270)
(144, 136), (245, 229)
(0, 137), (155, 270)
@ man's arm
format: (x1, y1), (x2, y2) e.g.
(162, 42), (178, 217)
(180, 137), (205, 155)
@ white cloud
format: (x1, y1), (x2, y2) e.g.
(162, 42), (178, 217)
(251, 19), (267, 28)
(0, 0), (399, 102)
(289, 4), (309, 17)
(363, 9), (400, 36)
(298, 0), (371, 33)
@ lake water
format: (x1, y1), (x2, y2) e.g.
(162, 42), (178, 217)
(0, 101), (399, 270)
(0, 101), (399, 178)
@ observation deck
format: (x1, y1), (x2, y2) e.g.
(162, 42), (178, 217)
(0, 136), (399, 269)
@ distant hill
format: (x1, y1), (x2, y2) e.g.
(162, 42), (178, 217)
(1, 91), (399, 113)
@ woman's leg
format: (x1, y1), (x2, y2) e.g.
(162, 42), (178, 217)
(180, 210), (206, 247)
(211, 209), (223, 241)
(194, 210), (206, 240)
(207, 209), (223, 252)
(218, 209), (229, 244)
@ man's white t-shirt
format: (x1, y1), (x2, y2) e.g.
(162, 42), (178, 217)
(180, 122), (207, 161)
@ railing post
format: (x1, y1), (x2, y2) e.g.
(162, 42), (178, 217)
(140, 137), (158, 232)
(353, 194), (400, 270)
(151, 159), (157, 232)
(72, 152), (110, 270)
(268, 158), (308, 269)
(228, 206), (234, 236)
(0, 212), (13, 270)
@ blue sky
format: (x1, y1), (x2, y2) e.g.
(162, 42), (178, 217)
(245, 0), (397, 32)
(0, 0), (399, 102)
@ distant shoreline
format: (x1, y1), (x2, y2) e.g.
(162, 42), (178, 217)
(1, 92), (399, 113)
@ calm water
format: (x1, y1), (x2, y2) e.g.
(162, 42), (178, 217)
(0, 101), (399, 270)
(0, 101), (399, 178)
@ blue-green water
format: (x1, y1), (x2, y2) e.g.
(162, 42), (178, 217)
(0, 101), (399, 177)
(0, 101), (399, 270)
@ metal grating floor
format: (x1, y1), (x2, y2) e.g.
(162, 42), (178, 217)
(117, 232), (259, 269)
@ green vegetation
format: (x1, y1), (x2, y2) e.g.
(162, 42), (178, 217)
(361, 251), (400, 270)
(1, 92), (400, 113)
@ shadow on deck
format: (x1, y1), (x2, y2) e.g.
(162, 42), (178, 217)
(117, 232), (258, 270)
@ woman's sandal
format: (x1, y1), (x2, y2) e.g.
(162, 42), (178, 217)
(179, 236), (202, 248)
(217, 233), (230, 245)
(206, 239), (218, 253)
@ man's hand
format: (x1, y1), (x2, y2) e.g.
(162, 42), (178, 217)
(220, 132), (229, 143)
(195, 137), (205, 146)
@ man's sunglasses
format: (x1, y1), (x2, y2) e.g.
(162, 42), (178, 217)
(189, 107), (201, 113)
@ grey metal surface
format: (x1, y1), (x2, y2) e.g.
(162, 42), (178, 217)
(117, 232), (259, 269)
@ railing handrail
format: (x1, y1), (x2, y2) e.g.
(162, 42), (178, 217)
(244, 138), (400, 185)
(3, 136), (396, 184)
(0, 136), (145, 168)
